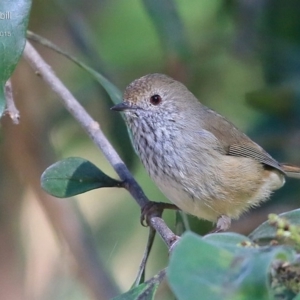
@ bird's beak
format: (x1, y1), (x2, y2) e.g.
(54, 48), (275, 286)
(110, 101), (138, 111)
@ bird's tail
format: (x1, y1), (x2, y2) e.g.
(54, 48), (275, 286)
(281, 163), (300, 179)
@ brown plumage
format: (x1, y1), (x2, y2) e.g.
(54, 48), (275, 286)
(112, 73), (300, 231)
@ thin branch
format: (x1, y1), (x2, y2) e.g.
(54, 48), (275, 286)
(132, 227), (157, 287)
(5, 80), (20, 124)
(23, 41), (178, 249)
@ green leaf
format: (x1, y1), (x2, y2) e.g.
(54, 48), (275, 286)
(168, 232), (295, 300)
(142, 0), (190, 59)
(113, 270), (165, 300)
(234, 247), (295, 300)
(249, 209), (300, 242)
(168, 232), (233, 300)
(26, 32), (138, 154)
(203, 232), (254, 254)
(70, 58), (122, 105)
(112, 283), (156, 300)
(293, 294), (300, 300)
(0, 0), (32, 116)
(27, 31), (122, 105)
(41, 157), (120, 198)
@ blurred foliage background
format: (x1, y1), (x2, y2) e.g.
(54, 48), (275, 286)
(1, 0), (300, 299)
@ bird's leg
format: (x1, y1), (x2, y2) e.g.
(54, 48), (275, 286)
(210, 215), (231, 233)
(140, 201), (180, 226)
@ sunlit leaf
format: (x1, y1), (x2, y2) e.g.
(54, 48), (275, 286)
(0, 0), (32, 116)
(41, 157), (121, 197)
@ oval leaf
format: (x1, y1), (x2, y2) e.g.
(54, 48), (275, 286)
(203, 232), (254, 254)
(0, 0), (32, 116)
(41, 157), (121, 197)
(168, 232), (295, 300)
(168, 232), (235, 300)
(249, 209), (300, 242)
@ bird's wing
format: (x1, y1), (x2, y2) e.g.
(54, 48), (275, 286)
(228, 143), (284, 172)
(201, 107), (284, 173)
(281, 164), (300, 179)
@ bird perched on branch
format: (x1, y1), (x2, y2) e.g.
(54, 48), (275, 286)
(111, 73), (300, 232)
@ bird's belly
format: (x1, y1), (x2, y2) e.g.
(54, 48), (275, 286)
(150, 156), (285, 223)
(154, 176), (263, 223)
(136, 129), (284, 222)
(154, 176), (221, 222)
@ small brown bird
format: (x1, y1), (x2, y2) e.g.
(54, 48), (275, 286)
(111, 73), (300, 231)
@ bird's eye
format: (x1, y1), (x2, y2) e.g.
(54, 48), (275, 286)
(150, 94), (162, 106)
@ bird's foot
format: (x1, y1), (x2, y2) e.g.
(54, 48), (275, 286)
(140, 201), (179, 226)
(210, 215), (231, 233)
